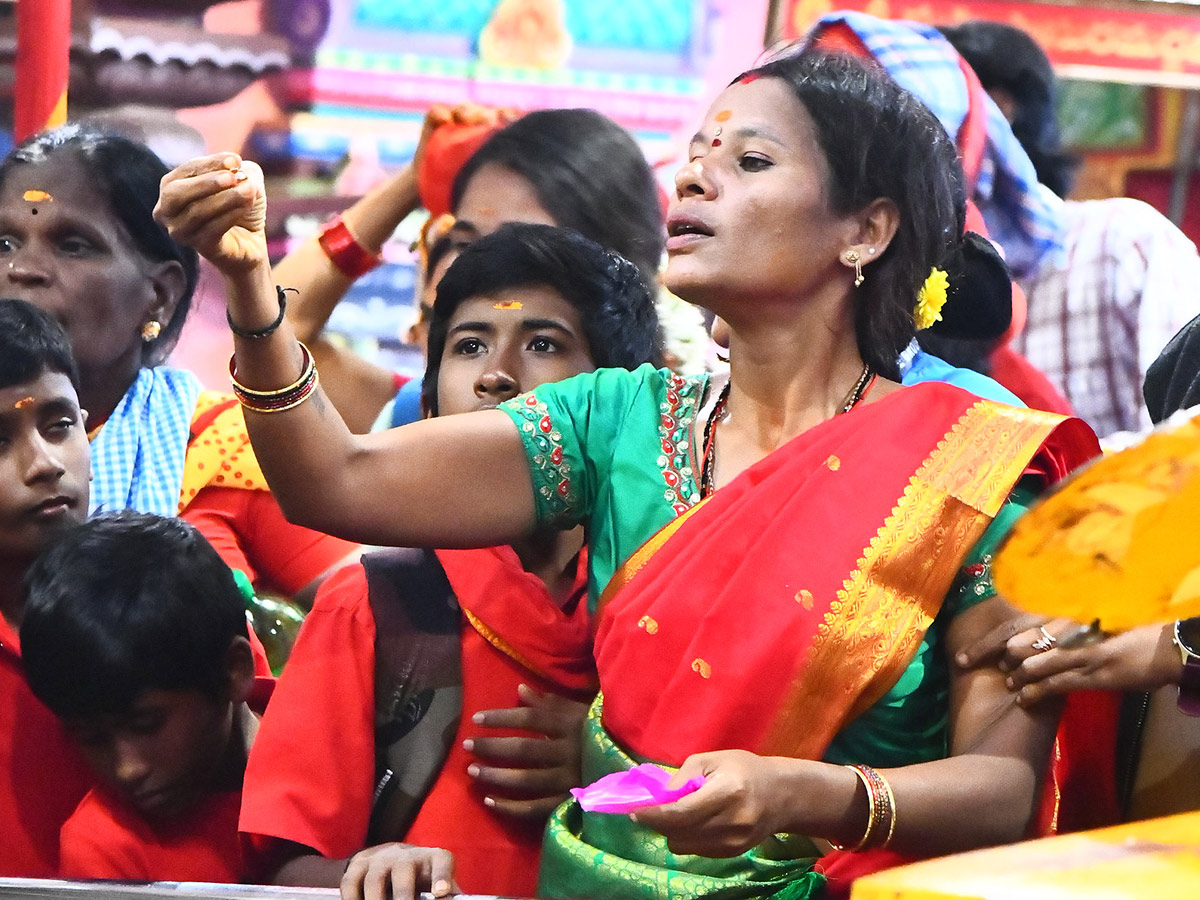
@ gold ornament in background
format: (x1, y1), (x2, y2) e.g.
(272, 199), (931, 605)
(994, 413), (1200, 632)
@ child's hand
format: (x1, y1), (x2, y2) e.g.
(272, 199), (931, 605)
(155, 153), (268, 275)
(340, 843), (455, 900)
(466, 683), (588, 819)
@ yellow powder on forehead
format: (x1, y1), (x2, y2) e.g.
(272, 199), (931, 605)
(14, 396), (34, 409)
(714, 110), (732, 122)
(22, 189), (52, 202)
(493, 300), (523, 310)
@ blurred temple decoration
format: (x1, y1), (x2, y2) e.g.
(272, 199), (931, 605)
(0, 0), (320, 160)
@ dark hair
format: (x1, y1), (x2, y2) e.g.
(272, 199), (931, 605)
(422, 223), (662, 415)
(450, 109), (665, 289)
(1144, 313), (1200, 424)
(742, 51), (965, 378)
(21, 512), (248, 719)
(938, 21), (1079, 198)
(425, 230), (459, 279)
(0, 298), (79, 392)
(0, 126), (200, 364)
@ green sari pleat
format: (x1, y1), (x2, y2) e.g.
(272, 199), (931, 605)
(539, 697), (825, 900)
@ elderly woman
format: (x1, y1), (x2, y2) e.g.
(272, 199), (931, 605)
(0, 127), (355, 598)
(158, 50), (1098, 900)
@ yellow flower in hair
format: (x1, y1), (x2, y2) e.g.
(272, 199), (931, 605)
(914, 267), (949, 331)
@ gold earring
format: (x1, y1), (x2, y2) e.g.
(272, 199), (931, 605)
(845, 250), (863, 287)
(141, 320), (162, 342)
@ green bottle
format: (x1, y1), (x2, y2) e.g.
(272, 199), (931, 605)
(232, 568), (306, 676)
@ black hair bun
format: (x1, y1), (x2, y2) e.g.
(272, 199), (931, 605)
(929, 231), (1013, 341)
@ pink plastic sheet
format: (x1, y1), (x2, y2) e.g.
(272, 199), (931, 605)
(570, 763), (705, 813)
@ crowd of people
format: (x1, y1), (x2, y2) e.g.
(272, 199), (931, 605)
(2, 11), (1198, 900)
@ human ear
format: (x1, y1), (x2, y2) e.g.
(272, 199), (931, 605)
(224, 635), (257, 704)
(850, 198), (900, 264)
(145, 259), (188, 336)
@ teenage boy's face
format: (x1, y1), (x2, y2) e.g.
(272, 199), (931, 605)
(435, 284), (595, 416)
(67, 688), (234, 822)
(0, 372), (89, 561)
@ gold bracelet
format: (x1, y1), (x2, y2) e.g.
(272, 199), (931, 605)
(829, 765), (879, 852)
(237, 368), (320, 415)
(876, 768), (897, 849)
(229, 341), (314, 399)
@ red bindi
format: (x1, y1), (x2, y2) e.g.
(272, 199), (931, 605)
(711, 138), (722, 147)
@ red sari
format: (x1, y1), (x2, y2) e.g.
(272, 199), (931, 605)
(540, 384), (1100, 900)
(596, 386), (1096, 766)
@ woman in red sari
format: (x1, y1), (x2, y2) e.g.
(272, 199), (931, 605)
(158, 50), (1098, 900)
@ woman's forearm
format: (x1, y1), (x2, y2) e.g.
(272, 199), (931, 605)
(222, 261), (537, 549)
(277, 165), (420, 343)
(764, 751), (1042, 856)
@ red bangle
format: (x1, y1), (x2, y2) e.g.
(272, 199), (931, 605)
(318, 215), (382, 280)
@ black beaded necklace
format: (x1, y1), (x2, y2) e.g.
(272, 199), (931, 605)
(699, 364), (875, 498)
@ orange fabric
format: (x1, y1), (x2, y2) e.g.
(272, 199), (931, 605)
(0, 616), (93, 876)
(59, 787), (243, 881)
(597, 387), (1096, 766)
(241, 547), (593, 895)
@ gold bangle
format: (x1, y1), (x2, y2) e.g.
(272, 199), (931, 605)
(229, 342), (314, 399)
(829, 765), (878, 852)
(876, 769), (897, 849)
(237, 368), (320, 415)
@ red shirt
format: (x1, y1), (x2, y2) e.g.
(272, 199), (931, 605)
(0, 615), (93, 876)
(59, 788), (243, 881)
(182, 487), (356, 597)
(240, 546), (594, 896)
(57, 676), (274, 881)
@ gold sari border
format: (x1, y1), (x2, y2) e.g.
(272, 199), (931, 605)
(767, 401), (1066, 758)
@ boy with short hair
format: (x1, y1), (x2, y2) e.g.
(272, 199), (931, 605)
(0, 297), (94, 876)
(20, 511), (273, 881)
(239, 223), (662, 899)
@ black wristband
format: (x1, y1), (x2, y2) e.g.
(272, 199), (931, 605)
(227, 286), (294, 339)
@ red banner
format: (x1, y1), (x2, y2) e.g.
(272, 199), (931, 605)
(777, 1), (1200, 86)
(15, 0), (71, 142)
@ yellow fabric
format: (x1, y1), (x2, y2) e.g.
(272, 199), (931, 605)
(995, 412), (1200, 631)
(177, 392), (269, 514)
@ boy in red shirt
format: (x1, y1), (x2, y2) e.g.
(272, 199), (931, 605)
(20, 511), (273, 881)
(239, 224), (662, 900)
(0, 298), (94, 876)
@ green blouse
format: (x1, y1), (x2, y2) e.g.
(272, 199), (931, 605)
(500, 365), (1030, 766)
